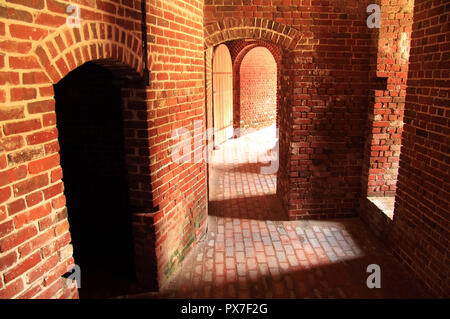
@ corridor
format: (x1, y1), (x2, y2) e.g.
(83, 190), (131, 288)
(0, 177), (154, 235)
(124, 128), (427, 299)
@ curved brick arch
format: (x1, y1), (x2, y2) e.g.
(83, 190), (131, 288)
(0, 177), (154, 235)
(230, 40), (281, 80)
(204, 19), (296, 222)
(33, 21), (145, 84)
(204, 18), (302, 51)
(228, 40), (282, 130)
(28, 21), (158, 292)
(238, 46), (278, 130)
(230, 40), (281, 65)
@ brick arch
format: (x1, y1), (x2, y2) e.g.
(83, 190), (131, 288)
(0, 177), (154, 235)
(226, 40), (282, 131)
(229, 40), (282, 65)
(33, 21), (145, 84)
(204, 18), (302, 50)
(28, 22), (160, 292)
(205, 19), (296, 220)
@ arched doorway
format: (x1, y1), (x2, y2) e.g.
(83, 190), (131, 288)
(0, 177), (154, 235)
(239, 47), (277, 132)
(206, 40), (286, 221)
(54, 62), (142, 298)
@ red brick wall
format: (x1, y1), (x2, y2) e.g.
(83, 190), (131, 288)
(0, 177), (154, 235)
(204, 2), (375, 219)
(1, 0), (447, 299)
(144, 0), (207, 290)
(361, 0), (413, 198)
(239, 46), (276, 130)
(0, 0), (207, 298)
(387, 0), (449, 297)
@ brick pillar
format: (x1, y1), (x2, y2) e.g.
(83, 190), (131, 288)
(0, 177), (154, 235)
(131, 211), (159, 290)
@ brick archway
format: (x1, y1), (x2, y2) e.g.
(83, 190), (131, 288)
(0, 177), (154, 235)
(204, 18), (299, 218)
(25, 22), (155, 212)
(204, 18), (302, 50)
(227, 39), (282, 131)
(28, 22), (159, 294)
(33, 22), (144, 85)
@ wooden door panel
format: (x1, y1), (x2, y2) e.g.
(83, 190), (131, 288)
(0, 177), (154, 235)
(213, 44), (233, 146)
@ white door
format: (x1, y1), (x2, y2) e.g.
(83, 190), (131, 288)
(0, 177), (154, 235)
(213, 44), (233, 146)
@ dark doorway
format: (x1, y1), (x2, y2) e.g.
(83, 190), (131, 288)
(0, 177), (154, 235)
(54, 62), (138, 298)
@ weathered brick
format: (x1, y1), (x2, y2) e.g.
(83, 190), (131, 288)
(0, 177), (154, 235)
(0, 5), (33, 23)
(0, 186), (12, 204)
(0, 165), (27, 188)
(0, 135), (25, 153)
(0, 224), (37, 252)
(10, 87), (37, 101)
(22, 72), (49, 84)
(27, 100), (55, 114)
(9, 24), (47, 41)
(13, 173), (49, 197)
(35, 13), (66, 28)
(0, 72), (20, 85)
(0, 251), (17, 272)
(25, 191), (43, 207)
(18, 227), (54, 257)
(0, 219), (14, 237)
(42, 182), (63, 200)
(9, 56), (40, 69)
(0, 278), (24, 298)
(6, 0), (45, 10)
(3, 119), (41, 135)
(26, 254), (59, 284)
(14, 202), (52, 228)
(3, 251), (41, 283)
(7, 146), (44, 166)
(26, 127), (58, 145)
(28, 154), (59, 174)
(7, 198), (26, 215)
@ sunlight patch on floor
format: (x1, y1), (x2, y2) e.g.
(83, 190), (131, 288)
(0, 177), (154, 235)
(211, 125), (278, 165)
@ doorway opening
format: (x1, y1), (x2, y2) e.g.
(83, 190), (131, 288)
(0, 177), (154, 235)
(54, 62), (141, 298)
(207, 40), (285, 221)
(362, 1), (413, 222)
(239, 46), (277, 133)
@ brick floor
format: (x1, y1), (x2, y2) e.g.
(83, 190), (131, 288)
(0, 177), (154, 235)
(123, 128), (428, 299)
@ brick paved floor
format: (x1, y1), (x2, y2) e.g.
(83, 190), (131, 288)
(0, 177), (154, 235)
(153, 217), (426, 298)
(124, 128), (427, 299)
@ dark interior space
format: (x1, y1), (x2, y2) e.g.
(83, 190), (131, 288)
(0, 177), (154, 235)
(54, 62), (139, 298)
